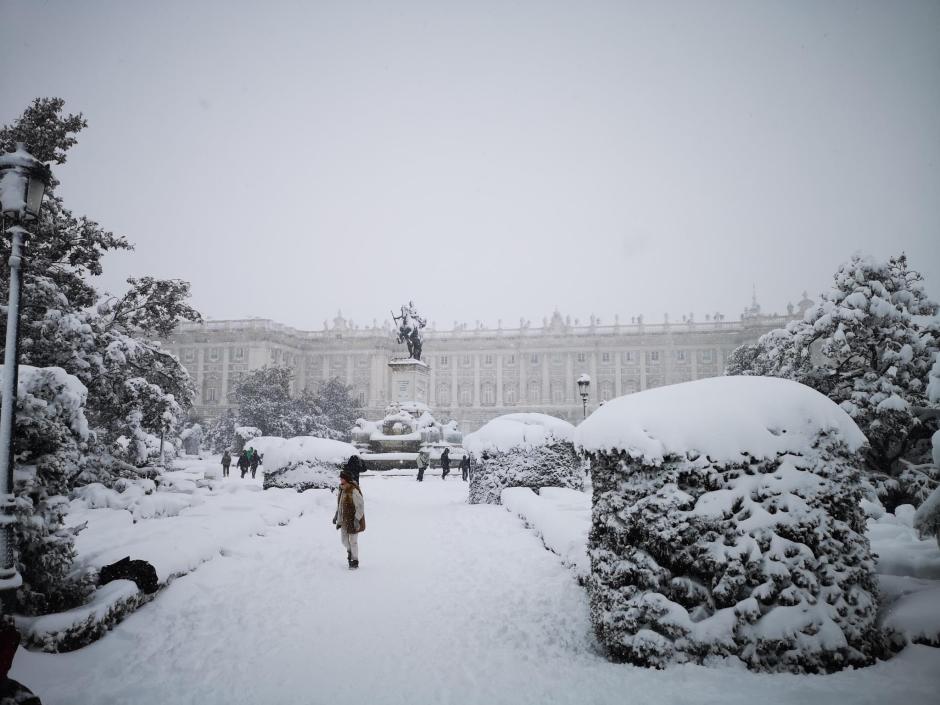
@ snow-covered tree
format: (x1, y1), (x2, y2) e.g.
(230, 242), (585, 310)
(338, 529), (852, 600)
(1, 99), (201, 478)
(727, 254), (939, 508)
(312, 376), (361, 440)
(6, 366), (94, 614)
(204, 409), (237, 453)
(232, 367), (342, 439)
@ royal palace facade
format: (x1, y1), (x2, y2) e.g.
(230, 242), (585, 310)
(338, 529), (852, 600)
(164, 298), (809, 432)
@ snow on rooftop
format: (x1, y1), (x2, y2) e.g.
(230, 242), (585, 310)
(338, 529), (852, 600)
(250, 436), (358, 471)
(575, 376), (867, 465)
(463, 413), (575, 456)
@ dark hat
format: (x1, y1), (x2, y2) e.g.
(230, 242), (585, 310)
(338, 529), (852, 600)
(339, 470), (353, 482)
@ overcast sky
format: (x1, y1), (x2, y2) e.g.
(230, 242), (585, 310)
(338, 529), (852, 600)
(1, 0), (937, 331)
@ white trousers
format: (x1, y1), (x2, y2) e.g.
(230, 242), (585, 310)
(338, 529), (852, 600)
(340, 529), (359, 561)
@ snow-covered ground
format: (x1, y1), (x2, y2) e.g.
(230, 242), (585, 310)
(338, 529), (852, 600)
(12, 456), (940, 705)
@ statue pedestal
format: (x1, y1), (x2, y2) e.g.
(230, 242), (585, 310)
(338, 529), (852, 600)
(388, 358), (430, 405)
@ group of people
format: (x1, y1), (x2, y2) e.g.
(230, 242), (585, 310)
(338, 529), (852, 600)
(415, 447), (471, 482)
(220, 447), (263, 479)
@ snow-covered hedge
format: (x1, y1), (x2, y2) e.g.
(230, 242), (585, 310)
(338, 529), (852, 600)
(464, 414), (581, 505)
(577, 376), (885, 673)
(234, 426), (262, 453)
(254, 436), (358, 491)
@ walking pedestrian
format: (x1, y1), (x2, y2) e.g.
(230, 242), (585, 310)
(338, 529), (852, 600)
(460, 454), (470, 482)
(440, 447), (451, 480)
(221, 450), (231, 478)
(237, 450), (250, 479)
(332, 470), (365, 569)
(250, 450), (261, 479)
(416, 448), (429, 482)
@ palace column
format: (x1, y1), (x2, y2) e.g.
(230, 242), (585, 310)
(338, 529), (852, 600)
(473, 354), (480, 406)
(496, 353), (503, 407)
(541, 352), (549, 405)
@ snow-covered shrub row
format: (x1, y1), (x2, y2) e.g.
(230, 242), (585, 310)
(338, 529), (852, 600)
(464, 414), (581, 505)
(577, 376), (885, 673)
(234, 426), (262, 452)
(17, 580), (157, 653)
(6, 365), (94, 615)
(71, 478), (202, 522)
(501, 487), (590, 578)
(254, 436), (358, 491)
(468, 442), (583, 505)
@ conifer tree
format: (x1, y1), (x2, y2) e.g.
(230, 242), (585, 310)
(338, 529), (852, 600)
(728, 254), (939, 507)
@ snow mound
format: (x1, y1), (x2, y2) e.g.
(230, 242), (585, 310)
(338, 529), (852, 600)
(576, 376), (866, 465)
(254, 436), (359, 491)
(463, 413), (575, 456)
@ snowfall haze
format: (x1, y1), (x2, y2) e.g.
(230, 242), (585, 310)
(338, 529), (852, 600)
(0, 0), (938, 329)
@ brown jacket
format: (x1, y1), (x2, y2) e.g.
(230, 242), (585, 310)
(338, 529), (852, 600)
(334, 483), (364, 533)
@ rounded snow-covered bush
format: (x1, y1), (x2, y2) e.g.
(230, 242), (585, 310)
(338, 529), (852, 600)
(464, 413), (581, 505)
(5, 365), (94, 614)
(254, 436), (358, 491)
(577, 376), (885, 673)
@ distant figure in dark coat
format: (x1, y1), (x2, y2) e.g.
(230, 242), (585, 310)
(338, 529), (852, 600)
(440, 447), (451, 480)
(221, 450), (232, 478)
(250, 451), (262, 479)
(460, 454), (470, 482)
(237, 451), (250, 479)
(344, 455), (364, 485)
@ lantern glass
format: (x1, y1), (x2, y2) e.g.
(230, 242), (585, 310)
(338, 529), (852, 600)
(24, 171), (47, 219)
(577, 378), (589, 395)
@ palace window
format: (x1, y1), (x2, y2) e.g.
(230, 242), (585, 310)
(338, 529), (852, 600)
(550, 383), (565, 404)
(621, 351), (635, 364)
(702, 350), (714, 363)
(506, 354), (515, 366)
(183, 348), (195, 362)
(601, 352), (610, 363)
(530, 353), (540, 365)
(481, 382), (495, 405)
(461, 355), (471, 368)
(357, 390), (366, 406)
(577, 352), (586, 363)
(233, 347), (245, 361)
(209, 347), (220, 362)
(459, 385), (472, 406)
(527, 380), (541, 403)
(206, 387), (217, 402)
(505, 384), (517, 404)
(483, 354), (494, 367)
(438, 386), (451, 406)
(676, 350), (687, 362)
(648, 351), (660, 363)
(600, 381), (614, 402)
(358, 356), (369, 367)
(440, 355), (449, 368)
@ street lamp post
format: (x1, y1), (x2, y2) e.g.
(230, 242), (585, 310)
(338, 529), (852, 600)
(576, 373), (591, 420)
(0, 145), (51, 604)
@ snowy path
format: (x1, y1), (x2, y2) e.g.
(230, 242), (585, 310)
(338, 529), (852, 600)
(15, 476), (940, 705)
